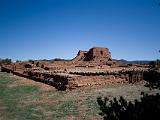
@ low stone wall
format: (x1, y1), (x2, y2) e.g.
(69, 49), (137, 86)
(1, 66), (69, 90)
(1, 66), (147, 90)
(1, 66), (13, 73)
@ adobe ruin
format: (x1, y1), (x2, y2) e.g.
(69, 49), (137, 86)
(1, 47), (148, 90)
(73, 47), (112, 62)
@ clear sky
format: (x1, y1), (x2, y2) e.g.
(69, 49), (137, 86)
(0, 0), (160, 61)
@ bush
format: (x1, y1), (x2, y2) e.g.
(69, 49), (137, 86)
(36, 62), (39, 67)
(28, 60), (34, 64)
(16, 60), (21, 63)
(24, 64), (32, 68)
(144, 59), (160, 89)
(0, 58), (12, 65)
(41, 64), (44, 68)
(149, 59), (160, 69)
(97, 93), (160, 120)
(44, 67), (49, 70)
(144, 71), (160, 89)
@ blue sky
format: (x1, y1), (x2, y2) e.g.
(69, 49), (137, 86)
(0, 0), (160, 61)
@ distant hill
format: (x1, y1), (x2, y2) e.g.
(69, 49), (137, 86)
(114, 59), (152, 64)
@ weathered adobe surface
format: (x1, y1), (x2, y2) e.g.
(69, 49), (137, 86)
(1, 47), (148, 90)
(1, 64), (147, 90)
(72, 47), (113, 65)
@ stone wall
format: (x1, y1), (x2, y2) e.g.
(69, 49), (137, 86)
(84, 47), (112, 62)
(72, 47), (112, 66)
(72, 50), (88, 61)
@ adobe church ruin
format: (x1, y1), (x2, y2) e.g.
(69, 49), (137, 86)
(1, 47), (148, 90)
(73, 47), (112, 62)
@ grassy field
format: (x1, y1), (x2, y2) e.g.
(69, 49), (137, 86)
(0, 72), (160, 120)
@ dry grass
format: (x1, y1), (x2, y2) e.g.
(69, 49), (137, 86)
(7, 76), (56, 92)
(1, 72), (160, 120)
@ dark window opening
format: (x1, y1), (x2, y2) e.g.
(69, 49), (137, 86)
(100, 51), (103, 55)
(108, 58), (112, 61)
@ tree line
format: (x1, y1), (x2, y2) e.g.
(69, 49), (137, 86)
(0, 58), (12, 66)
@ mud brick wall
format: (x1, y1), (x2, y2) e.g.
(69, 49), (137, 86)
(72, 51), (88, 61)
(72, 47), (112, 66)
(84, 47), (112, 62)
